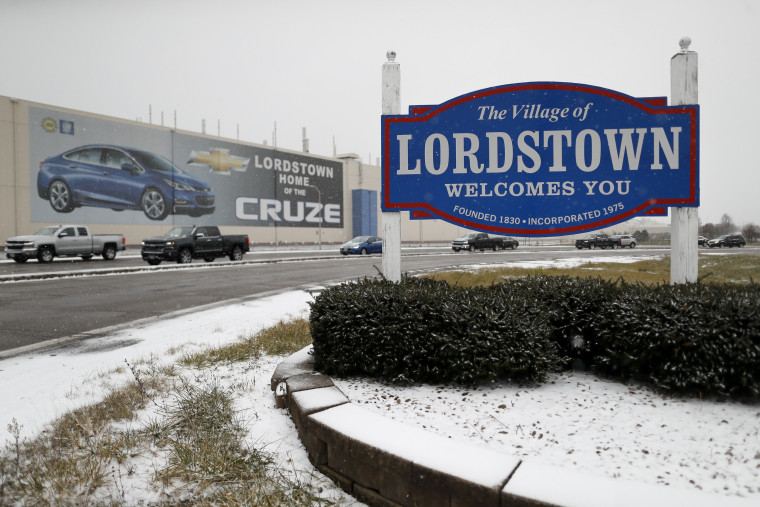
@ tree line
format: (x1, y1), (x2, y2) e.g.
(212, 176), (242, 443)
(701, 214), (759, 243)
(621, 213), (758, 244)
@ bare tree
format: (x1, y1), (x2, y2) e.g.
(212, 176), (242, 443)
(742, 223), (759, 243)
(633, 229), (649, 243)
(700, 222), (718, 238)
(719, 214), (736, 235)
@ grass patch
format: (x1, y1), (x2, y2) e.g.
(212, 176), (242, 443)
(425, 254), (760, 287)
(0, 362), (172, 504)
(0, 317), (330, 505)
(179, 317), (312, 368)
(149, 377), (324, 505)
(257, 318), (312, 356)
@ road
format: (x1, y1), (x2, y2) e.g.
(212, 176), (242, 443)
(1, 244), (755, 357)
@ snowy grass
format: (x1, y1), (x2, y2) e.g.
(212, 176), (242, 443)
(0, 318), (352, 505)
(426, 253), (760, 286)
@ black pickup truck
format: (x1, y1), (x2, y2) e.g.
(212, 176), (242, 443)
(141, 226), (249, 265)
(452, 232), (518, 252)
(575, 234), (621, 249)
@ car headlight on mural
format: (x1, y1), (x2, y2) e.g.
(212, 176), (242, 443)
(36, 144), (216, 221)
(163, 179), (195, 192)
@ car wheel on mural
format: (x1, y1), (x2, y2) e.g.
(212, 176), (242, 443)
(48, 180), (75, 213)
(141, 188), (168, 220)
(37, 144), (215, 220)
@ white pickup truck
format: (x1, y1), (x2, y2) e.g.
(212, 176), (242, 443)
(5, 225), (126, 263)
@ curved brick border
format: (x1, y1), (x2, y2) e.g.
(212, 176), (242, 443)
(271, 346), (751, 507)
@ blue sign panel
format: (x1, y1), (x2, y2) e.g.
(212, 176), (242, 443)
(382, 82), (699, 236)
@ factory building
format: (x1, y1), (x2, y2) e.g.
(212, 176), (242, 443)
(0, 95), (463, 247)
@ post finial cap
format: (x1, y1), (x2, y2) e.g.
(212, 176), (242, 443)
(386, 50), (397, 62)
(679, 36), (692, 52)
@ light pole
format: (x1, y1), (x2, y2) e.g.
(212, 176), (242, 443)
(308, 184), (322, 249)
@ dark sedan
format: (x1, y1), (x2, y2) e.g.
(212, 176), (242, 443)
(37, 145), (215, 220)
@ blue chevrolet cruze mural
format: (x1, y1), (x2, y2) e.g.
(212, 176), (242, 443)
(37, 145), (215, 220)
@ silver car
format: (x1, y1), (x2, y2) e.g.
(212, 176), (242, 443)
(611, 234), (636, 248)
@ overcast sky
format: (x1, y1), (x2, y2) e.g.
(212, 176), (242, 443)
(2, 0), (758, 226)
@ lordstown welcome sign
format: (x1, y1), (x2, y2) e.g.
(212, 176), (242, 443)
(382, 82), (699, 235)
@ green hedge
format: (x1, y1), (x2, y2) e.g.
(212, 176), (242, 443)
(309, 277), (564, 384)
(309, 276), (760, 399)
(591, 283), (760, 398)
(486, 276), (625, 368)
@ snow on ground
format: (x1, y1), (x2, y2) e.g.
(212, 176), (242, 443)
(0, 256), (758, 503)
(0, 290), (315, 443)
(333, 373), (759, 499)
(0, 289), (360, 504)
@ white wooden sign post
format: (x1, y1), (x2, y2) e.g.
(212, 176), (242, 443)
(670, 37), (699, 284)
(382, 51), (402, 282)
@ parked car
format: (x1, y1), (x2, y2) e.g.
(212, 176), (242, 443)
(698, 236), (709, 246)
(707, 234), (746, 248)
(140, 226), (249, 265)
(5, 224), (125, 263)
(452, 232), (511, 252)
(37, 145), (215, 220)
(575, 234), (621, 249)
(340, 236), (382, 255)
(499, 237), (520, 250)
(611, 234), (636, 248)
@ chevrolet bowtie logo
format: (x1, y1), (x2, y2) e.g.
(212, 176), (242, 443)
(188, 148), (249, 174)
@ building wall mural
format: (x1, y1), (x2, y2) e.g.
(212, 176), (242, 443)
(29, 106), (343, 228)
